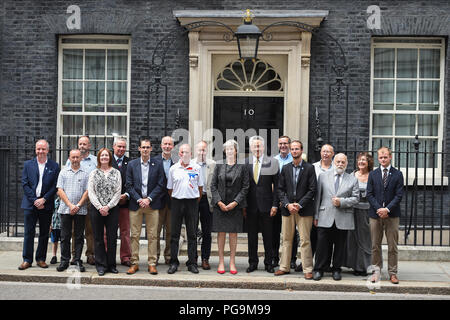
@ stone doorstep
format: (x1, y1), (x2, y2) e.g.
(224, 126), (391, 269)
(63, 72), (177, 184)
(1, 236), (450, 261)
(0, 271), (449, 296)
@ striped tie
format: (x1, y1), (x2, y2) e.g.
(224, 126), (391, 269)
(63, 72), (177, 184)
(383, 168), (388, 188)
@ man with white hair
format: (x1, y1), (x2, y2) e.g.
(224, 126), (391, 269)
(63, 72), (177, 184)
(111, 137), (131, 267)
(245, 136), (279, 273)
(313, 153), (359, 281)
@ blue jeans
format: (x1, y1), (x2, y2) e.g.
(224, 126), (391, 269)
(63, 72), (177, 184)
(23, 208), (52, 264)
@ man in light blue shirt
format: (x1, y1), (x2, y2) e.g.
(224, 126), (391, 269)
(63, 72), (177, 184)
(273, 136), (299, 270)
(274, 136), (293, 172)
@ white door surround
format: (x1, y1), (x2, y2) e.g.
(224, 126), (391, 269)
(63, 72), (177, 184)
(174, 10), (328, 156)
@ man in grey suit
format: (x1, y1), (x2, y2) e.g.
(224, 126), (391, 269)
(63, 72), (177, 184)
(313, 153), (359, 281)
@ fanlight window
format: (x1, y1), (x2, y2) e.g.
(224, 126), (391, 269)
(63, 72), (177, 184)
(215, 59), (283, 92)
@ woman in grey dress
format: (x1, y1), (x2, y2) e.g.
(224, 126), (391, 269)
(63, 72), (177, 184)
(211, 140), (249, 274)
(345, 152), (373, 276)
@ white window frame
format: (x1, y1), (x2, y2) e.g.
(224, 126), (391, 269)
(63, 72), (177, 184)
(369, 37), (447, 185)
(57, 35), (131, 162)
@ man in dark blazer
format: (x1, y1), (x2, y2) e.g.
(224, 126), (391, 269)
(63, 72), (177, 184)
(155, 136), (175, 265)
(125, 138), (165, 275)
(367, 146), (404, 284)
(245, 136), (279, 273)
(111, 137), (131, 267)
(19, 139), (60, 270)
(274, 140), (317, 279)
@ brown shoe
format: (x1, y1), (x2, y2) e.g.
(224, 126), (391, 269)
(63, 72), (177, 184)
(126, 264), (139, 275)
(201, 259), (211, 270)
(274, 269), (290, 276)
(18, 261), (31, 270)
(390, 274), (399, 284)
(86, 256), (95, 265)
(148, 265), (158, 275)
(304, 272), (313, 280)
(36, 261), (48, 268)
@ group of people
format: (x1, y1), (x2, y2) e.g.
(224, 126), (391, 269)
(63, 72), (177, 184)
(18, 134), (404, 284)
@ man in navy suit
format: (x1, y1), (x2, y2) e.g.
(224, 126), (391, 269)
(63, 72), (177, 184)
(367, 146), (404, 284)
(245, 136), (279, 273)
(19, 139), (60, 270)
(111, 137), (131, 267)
(156, 136), (175, 265)
(125, 138), (165, 275)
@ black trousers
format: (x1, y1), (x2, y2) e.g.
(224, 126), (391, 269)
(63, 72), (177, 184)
(314, 222), (348, 272)
(247, 209), (273, 267)
(60, 214), (85, 263)
(170, 198), (199, 267)
(272, 212), (299, 264)
(197, 195), (212, 261)
(311, 224), (333, 267)
(90, 206), (119, 271)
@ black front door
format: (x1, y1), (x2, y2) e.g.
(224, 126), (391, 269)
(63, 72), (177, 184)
(213, 96), (284, 155)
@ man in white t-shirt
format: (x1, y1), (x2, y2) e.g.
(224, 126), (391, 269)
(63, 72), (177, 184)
(166, 144), (203, 274)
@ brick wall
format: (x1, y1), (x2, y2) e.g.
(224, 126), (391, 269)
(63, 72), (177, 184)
(0, 0), (448, 160)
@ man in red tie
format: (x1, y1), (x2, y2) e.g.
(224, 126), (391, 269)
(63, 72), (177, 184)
(367, 147), (404, 284)
(112, 137), (132, 267)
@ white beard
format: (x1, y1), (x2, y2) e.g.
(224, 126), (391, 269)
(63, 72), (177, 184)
(336, 167), (345, 175)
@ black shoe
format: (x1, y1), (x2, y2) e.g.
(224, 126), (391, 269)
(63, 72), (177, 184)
(313, 271), (323, 281)
(108, 267), (119, 274)
(265, 265), (274, 273)
(97, 269), (105, 276)
(353, 270), (368, 276)
(272, 259), (280, 267)
(188, 265), (199, 274)
(295, 263), (303, 272)
(290, 261), (297, 270)
(332, 271), (342, 281)
(75, 261), (86, 273)
(56, 262), (69, 272)
(50, 256), (57, 265)
(168, 264), (178, 274)
(246, 264), (258, 273)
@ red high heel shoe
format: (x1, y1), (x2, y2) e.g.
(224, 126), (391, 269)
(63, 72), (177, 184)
(230, 269), (238, 275)
(217, 268), (226, 274)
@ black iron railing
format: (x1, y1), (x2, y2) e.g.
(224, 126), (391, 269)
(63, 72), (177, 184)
(0, 135), (448, 246)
